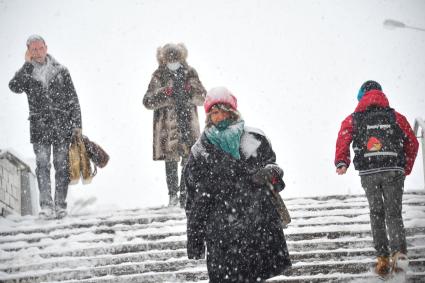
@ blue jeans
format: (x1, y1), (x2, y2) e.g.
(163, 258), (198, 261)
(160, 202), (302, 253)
(33, 143), (69, 210)
(360, 171), (407, 257)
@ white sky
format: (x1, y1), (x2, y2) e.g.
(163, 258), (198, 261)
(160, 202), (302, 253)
(0, 0), (424, 211)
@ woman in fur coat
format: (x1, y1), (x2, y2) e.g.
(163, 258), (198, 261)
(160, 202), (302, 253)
(143, 43), (206, 207)
(184, 87), (291, 283)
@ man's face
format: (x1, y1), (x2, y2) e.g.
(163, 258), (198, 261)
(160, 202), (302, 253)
(28, 40), (47, 63)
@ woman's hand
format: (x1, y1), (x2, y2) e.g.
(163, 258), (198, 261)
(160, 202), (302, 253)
(252, 165), (283, 185)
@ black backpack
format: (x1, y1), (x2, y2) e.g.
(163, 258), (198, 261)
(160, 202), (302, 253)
(352, 107), (405, 172)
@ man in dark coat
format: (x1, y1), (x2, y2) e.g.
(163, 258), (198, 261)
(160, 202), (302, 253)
(143, 43), (206, 208)
(9, 35), (82, 219)
(335, 80), (418, 277)
(184, 87), (291, 283)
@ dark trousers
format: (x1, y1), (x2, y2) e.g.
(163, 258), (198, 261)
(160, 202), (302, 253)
(360, 171), (407, 257)
(33, 143), (69, 210)
(165, 157), (188, 204)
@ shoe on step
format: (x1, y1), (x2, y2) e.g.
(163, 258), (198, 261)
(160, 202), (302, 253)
(392, 252), (409, 273)
(56, 208), (68, 219)
(39, 207), (55, 220)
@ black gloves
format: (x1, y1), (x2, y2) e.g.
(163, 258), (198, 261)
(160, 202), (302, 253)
(252, 164), (283, 185)
(72, 128), (82, 138)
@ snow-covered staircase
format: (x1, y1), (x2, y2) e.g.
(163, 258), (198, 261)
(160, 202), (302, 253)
(1, 191), (424, 283)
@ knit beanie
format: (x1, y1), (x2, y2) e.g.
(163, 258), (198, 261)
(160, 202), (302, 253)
(357, 80), (382, 101)
(204, 87), (238, 113)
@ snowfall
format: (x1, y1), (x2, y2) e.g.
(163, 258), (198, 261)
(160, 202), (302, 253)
(0, 0), (425, 282)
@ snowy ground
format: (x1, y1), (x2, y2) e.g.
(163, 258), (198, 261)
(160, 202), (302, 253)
(0, 190), (424, 282)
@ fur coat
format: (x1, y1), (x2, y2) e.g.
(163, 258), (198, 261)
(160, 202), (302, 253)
(143, 44), (206, 161)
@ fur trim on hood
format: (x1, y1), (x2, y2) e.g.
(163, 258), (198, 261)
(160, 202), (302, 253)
(156, 43), (188, 65)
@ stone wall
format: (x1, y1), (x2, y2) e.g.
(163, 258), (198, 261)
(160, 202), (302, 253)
(0, 150), (36, 216)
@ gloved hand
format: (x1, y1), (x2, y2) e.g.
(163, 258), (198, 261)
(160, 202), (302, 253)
(72, 128), (82, 138)
(252, 164), (283, 185)
(164, 87), (173, 96)
(184, 82), (192, 93)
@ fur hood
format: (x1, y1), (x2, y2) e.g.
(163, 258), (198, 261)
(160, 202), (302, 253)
(156, 43), (188, 65)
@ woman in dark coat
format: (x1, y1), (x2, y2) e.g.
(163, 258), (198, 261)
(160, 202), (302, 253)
(184, 87), (291, 283)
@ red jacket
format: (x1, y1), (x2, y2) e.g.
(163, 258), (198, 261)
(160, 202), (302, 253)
(335, 90), (419, 175)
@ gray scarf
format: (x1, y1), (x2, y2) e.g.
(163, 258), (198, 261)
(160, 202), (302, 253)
(31, 55), (60, 89)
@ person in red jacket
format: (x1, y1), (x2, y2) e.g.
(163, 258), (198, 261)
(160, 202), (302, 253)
(335, 80), (418, 277)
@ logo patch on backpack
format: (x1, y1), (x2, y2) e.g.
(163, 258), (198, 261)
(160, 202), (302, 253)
(367, 136), (382, 152)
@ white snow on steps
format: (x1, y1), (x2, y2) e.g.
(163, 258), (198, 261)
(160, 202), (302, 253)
(0, 190), (424, 282)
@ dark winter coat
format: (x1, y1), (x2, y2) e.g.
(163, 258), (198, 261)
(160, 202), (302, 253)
(9, 55), (82, 144)
(184, 127), (291, 283)
(335, 90), (418, 175)
(143, 64), (206, 161)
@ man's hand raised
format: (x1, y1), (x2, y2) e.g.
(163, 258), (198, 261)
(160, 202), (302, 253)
(25, 49), (32, 62)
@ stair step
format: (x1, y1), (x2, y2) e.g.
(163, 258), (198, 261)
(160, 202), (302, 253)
(7, 262), (424, 283)
(3, 245), (425, 275)
(0, 191), (423, 283)
(45, 271), (425, 283)
(1, 192), (422, 237)
(1, 229), (424, 266)
(1, 217), (424, 254)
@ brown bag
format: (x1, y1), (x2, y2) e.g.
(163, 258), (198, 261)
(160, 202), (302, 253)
(78, 136), (93, 184)
(82, 136), (109, 168)
(69, 141), (81, 185)
(68, 134), (93, 185)
(268, 184), (291, 227)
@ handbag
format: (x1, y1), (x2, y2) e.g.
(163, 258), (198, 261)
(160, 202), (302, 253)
(69, 139), (81, 185)
(82, 136), (109, 169)
(79, 135), (93, 184)
(268, 182), (291, 228)
(68, 134), (94, 185)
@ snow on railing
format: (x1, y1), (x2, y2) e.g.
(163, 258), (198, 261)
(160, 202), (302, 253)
(414, 117), (425, 188)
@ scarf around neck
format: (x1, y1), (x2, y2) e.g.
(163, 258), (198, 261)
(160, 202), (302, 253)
(205, 119), (245, 159)
(32, 55), (60, 89)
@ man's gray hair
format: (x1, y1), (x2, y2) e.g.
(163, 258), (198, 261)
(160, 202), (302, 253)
(26, 35), (46, 47)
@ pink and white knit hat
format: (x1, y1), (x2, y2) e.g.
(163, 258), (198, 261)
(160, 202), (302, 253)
(204, 87), (238, 113)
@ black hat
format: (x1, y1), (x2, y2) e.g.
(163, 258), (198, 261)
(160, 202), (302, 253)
(357, 80), (382, 101)
(361, 80), (382, 92)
